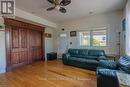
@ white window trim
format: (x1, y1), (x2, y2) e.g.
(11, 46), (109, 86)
(78, 30), (91, 47)
(78, 28), (108, 47)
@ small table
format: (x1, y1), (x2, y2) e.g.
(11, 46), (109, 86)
(47, 52), (57, 60)
(106, 54), (119, 61)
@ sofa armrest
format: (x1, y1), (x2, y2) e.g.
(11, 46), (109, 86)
(98, 56), (108, 60)
(62, 53), (70, 64)
(62, 53), (70, 59)
(97, 69), (117, 77)
(97, 69), (119, 87)
(99, 60), (118, 69)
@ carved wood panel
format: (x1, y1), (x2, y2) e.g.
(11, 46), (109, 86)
(21, 29), (27, 48)
(29, 30), (43, 62)
(5, 18), (45, 71)
(12, 27), (19, 48)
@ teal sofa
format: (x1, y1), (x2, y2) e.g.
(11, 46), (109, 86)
(62, 49), (107, 70)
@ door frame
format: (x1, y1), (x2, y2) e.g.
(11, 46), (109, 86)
(58, 32), (68, 59)
(4, 18), (45, 71)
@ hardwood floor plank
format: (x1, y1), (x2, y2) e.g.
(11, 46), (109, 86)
(0, 60), (96, 87)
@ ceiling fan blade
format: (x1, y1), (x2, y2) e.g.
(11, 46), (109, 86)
(55, 0), (60, 5)
(59, 7), (66, 13)
(60, 0), (71, 6)
(47, 7), (55, 11)
(47, 0), (55, 4)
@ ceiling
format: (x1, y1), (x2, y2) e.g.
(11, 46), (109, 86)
(16, 0), (126, 23)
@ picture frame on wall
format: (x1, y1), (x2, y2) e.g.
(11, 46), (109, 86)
(70, 31), (77, 37)
(45, 33), (52, 38)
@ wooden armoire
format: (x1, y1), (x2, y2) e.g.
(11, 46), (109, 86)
(4, 18), (45, 71)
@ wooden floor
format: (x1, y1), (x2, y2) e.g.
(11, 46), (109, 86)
(0, 60), (96, 87)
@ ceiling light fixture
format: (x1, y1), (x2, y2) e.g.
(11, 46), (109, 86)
(46, 0), (71, 13)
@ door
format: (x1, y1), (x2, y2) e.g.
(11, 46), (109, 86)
(58, 33), (68, 58)
(10, 26), (28, 68)
(29, 30), (43, 62)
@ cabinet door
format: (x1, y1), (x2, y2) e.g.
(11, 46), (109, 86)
(19, 28), (28, 64)
(10, 27), (28, 68)
(5, 18), (45, 71)
(29, 30), (43, 62)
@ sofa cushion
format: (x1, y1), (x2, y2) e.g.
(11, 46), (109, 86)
(86, 59), (99, 64)
(76, 55), (88, 58)
(85, 56), (98, 59)
(97, 68), (117, 77)
(118, 55), (130, 74)
(88, 50), (105, 57)
(68, 49), (79, 57)
(99, 60), (118, 69)
(78, 49), (88, 56)
(68, 57), (98, 64)
(76, 55), (98, 59)
(98, 56), (107, 60)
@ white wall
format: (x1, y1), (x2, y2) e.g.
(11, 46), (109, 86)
(0, 17), (6, 73)
(126, 0), (130, 56)
(57, 11), (123, 55)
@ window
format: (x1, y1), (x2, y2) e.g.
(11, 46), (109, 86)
(79, 31), (90, 46)
(79, 29), (107, 47)
(60, 33), (67, 37)
(92, 30), (107, 46)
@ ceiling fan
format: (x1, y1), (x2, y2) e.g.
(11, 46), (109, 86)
(46, 0), (71, 13)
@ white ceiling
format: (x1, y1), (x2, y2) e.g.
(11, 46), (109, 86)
(16, 0), (126, 23)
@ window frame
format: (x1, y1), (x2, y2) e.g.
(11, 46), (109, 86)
(92, 29), (108, 47)
(79, 28), (108, 47)
(59, 33), (67, 38)
(79, 30), (91, 46)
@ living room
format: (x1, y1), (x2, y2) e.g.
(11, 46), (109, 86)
(0, 0), (129, 87)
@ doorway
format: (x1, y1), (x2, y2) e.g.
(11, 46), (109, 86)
(58, 33), (68, 59)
